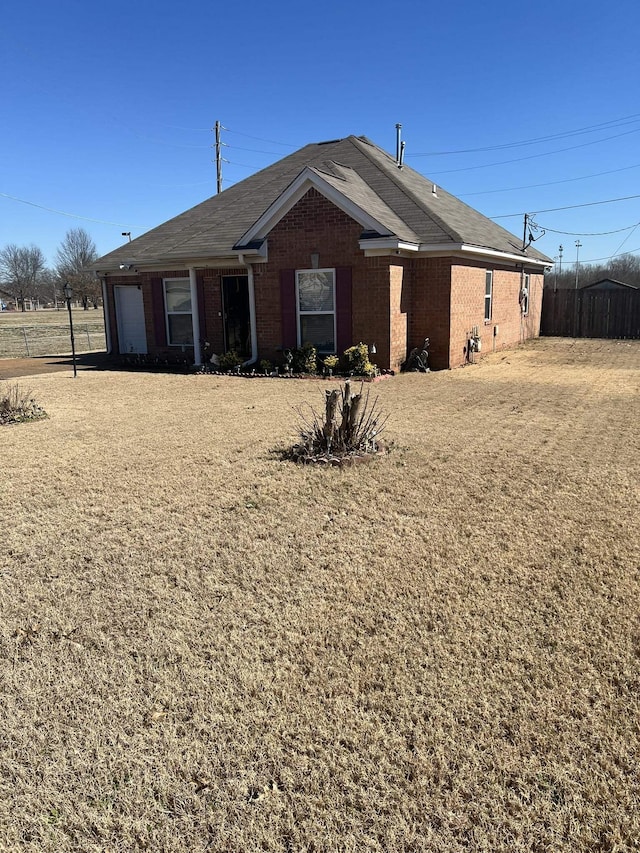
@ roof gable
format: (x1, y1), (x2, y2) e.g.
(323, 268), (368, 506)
(93, 135), (551, 271)
(234, 164), (420, 249)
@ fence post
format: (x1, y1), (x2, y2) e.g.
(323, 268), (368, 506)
(22, 327), (30, 357)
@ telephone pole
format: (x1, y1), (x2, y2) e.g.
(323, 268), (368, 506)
(215, 120), (222, 194)
(574, 240), (582, 289)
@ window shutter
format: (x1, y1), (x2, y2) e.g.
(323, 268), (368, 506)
(335, 267), (352, 354)
(280, 269), (296, 348)
(151, 279), (167, 346)
(197, 278), (206, 341)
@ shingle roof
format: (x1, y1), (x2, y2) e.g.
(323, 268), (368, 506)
(94, 135), (551, 269)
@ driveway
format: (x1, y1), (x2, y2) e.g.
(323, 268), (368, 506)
(0, 352), (110, 381)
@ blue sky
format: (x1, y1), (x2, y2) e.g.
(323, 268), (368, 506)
(2, 0), (640, 273)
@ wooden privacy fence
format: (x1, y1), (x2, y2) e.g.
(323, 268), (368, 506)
(541, 289), (640, 339)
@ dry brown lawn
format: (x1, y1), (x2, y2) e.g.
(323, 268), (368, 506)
(1, 337), (639, 852)
(0, 308), (105, 359)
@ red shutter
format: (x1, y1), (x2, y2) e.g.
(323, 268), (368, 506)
(335, 267), (352, 354)
(151, 278), (167, 347)
(197, 278), (206, 342)
(280, 269), (297, 349)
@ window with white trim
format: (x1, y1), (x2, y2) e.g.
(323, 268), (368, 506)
(296, 268), (336, 352)
(164, 278), (193, 346)
(521, 273), (530, 316)
(484, 270), (493, 322)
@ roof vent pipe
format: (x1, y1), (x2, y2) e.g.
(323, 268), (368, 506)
(399, 140), (405, 169)
(395, 123), (402, 166)
(432, 184), (438, 197)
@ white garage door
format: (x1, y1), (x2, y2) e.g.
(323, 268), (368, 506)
(115, 286), (147, 354)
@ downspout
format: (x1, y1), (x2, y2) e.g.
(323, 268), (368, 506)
(101, 277), (112, 354)
(238, 254), (258, 365)
(189, 267), (202, 366)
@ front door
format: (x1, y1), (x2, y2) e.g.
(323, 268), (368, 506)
(222, 276), (251, 358)
(115, 286), (147, 354)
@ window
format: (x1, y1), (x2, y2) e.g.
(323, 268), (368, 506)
(296, 269), (335, 352)
(521, 273), (530, 316)
(164, 278), (193, 345)
(484, 270), (493, 322)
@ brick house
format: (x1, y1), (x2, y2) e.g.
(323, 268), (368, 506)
(93, 135), (550, 371)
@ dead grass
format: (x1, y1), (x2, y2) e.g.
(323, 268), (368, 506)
(0, 308), (105, 358)
(1, 337), (639, 852)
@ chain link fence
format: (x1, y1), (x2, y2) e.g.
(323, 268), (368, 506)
(0, 322), (106, 358)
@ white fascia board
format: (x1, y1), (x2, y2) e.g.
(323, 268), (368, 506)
(236, 168), (394, 247)
(359, 237), (420, 252)
(360, 241), (549, 268)
(98, 256), (247, 274)
(448, 244), (551, 268)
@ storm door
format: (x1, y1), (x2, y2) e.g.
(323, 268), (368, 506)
(222, 275), (251, 358)
(114, 285), (147, 354)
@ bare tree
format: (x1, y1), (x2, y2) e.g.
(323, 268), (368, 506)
(55, 228), (99, 309)
(546, 252), (640, 290)
(0, 244), (46, 311)
(37, 267), (62, 308)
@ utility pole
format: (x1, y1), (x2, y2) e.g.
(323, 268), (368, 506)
(215, 120), (222, 194)
(574, 240), (582, 289)
(555, 245), (563, 293)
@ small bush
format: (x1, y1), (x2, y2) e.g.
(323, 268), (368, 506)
(218, 350), (244, 372)
(0, 382), (47, 425)
(259, 359), (273, 374)
(292, 343), (318, 374)
(343, 343), (376, 377)
(323, 354), (340, 372)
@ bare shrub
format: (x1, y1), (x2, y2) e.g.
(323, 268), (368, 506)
(287, 379), (387, 464)
(0, 382), (47, 425)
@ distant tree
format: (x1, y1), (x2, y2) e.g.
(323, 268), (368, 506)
(0, 243), (46, 311)
(37, 267), (62, 308)
(545, 252), (640, 289)
(55, 228), (99, 309)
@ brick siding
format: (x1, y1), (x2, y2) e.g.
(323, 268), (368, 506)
(104, 191), (543, 372)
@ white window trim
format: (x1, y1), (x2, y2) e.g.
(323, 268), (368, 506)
(164, 277), (193, 346)
(484, 270), (493, 323)
(295, 268), (337, 353)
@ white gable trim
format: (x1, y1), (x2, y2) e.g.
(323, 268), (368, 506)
(360, 239), (550, 268)
(235, 167), (395, 248)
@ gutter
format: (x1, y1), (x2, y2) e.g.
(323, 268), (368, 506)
(359, 238), (550, 268)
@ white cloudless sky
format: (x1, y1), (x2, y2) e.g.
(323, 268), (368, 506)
(2, 0), (640, 271)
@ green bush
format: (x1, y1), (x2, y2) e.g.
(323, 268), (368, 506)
(0, 382), (47, 425)
(259, 359), (272, 374)
(292, 343), (318, 374)
(323, 354), (340, 372)
(218, 350), (244, 371)
(343, 343), (376, 377)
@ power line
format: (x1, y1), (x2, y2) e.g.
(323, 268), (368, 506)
(611, 223), (640, 257)
(458, 162), (640, 197)
(223, 127), (296, 148)
(537, 222), (640, 237)
(424, 128), (640, 176)
(492, 194), (640, 219)
(0, 192), (146, 228)
(556, 246), (640, 264)
(409, 112), (640, 156)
